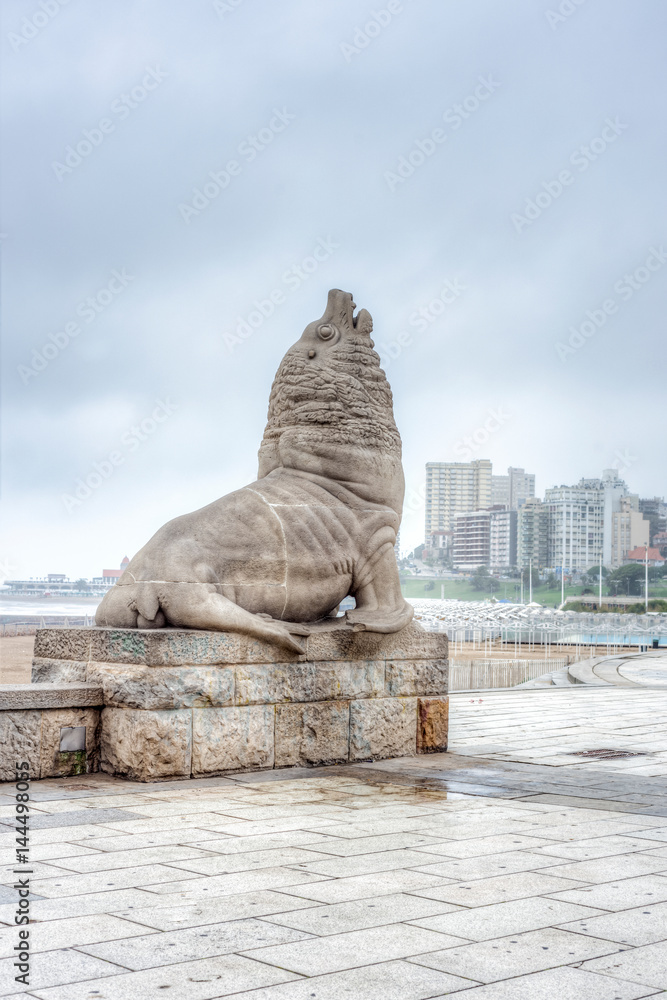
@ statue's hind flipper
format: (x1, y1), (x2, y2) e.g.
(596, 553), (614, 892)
(161, 587), (307, 654)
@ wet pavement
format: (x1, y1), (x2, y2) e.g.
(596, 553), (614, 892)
(0, 686), (666, 998)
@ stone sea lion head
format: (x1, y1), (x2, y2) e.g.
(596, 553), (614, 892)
(297, 288), (374, 354)
(258, 289), (404, 514)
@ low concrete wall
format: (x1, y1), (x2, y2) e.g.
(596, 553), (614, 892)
(0, 684), (102, 780)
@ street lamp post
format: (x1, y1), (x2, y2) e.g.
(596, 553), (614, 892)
(529, 557), (533, 604)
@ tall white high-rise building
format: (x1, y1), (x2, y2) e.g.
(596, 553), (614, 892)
(545, 482), (604, 572)
(517, 497), (549, 569)
(424, 460), (492, 543)
(491, 467), (536, 509)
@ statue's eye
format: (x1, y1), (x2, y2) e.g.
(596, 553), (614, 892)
(317, 324), (337, 341)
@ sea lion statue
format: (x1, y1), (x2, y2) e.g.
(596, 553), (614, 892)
(96, 289), (413, 652)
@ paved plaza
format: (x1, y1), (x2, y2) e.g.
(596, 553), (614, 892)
(1, 686), (666, 999)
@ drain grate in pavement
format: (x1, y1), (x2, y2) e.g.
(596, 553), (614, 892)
(568, 749), (650, 760)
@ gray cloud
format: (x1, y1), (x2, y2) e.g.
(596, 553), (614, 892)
(2, 0), (666, 578)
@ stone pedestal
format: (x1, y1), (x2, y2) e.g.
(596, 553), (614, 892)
(31, 621), (448, 782)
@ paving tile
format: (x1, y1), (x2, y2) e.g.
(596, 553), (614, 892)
(510, 820), (660, 841)
(0, 885), (44, 905)
(195, 816), (341, 836)
(81, 918), (312, 970)
(41, 844), (220, 873)
(558, 900), (667, 946)
(625, 826), (667, 843)
(410, 850), (565, 881)
(278, 868), (450, 903)
(0, 912), (155, 958)
(639, 846), (667, 858)
(240, 922), (465, 975)
(167, 846), (333, 875)
(224, 959), (477, 999)
(30, 954), (299, 1000)
(0, 842), (102, 865)
(582, 942), (667, 989)
(431, 964), (660, 999)
(547, 874), (667, 910)
(29, 863), (193, 897)
(409, 897), (604, 940)
(140, 867), (328, 900)
(413, 871), (582, 907)
(298, 832), (447, 856)
(530, 835), (662, 861)
(264, 892), (461, 935)
(293, 848), (446, 878)
(0, 824), (125, 847)
(99, 813), (257, 834)
(541, 855), (667, 883)
(78, 830), (233, 852)
(183, 831), (337, 854)
(0, 948), (122, 995)
(307, 819), (444, 838)
(410, 926), (625, 983)
(112, 889), (318, 931)
(412, 833), (556, 858)
(0, 888), (164, 924)
(0, 860), (78, 883)
(23, 808), (145, 830)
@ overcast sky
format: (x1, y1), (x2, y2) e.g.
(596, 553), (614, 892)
(1, 0), (666, 581)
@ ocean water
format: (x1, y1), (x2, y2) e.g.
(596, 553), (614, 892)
(0, 597), (100, 618)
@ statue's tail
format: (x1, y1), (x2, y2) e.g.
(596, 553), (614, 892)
(96, 581), (166, 629)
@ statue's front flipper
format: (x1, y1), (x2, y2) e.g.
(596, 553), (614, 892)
(346, 533), (413, 634)
(345, 603), (413, 633)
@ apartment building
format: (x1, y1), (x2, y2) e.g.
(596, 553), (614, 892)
(489, 507), (517, 573)
(425, 460), (492, 544)
(452, 509), (491, 570)
(544, 482), (604, 572)
(610, 497), (650, 568)
(517, 497), (549, 569)
(491, 467), (535, 509)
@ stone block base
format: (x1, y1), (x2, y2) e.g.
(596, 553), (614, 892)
(0, 685), (102, 780)
(26, 621), (448, 782)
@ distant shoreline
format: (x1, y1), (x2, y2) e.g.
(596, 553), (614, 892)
(0, 593), (101, 604)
